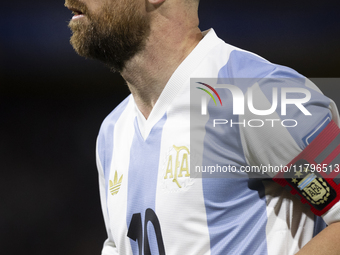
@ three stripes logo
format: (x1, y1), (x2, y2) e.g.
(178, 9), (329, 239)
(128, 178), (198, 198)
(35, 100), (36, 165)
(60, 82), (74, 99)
(196, 82), (223, 106)
(109, 171), (123, 196)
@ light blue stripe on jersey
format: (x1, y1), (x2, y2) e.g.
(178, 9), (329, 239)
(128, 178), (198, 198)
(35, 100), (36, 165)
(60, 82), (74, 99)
(202, 179), (268, 254)
(97, 96), (131, 200)
(127, 114), (167, 255)
(201, 53), (269, 254)
(218, 50), (276, 80)
(201, 114), (269, 254)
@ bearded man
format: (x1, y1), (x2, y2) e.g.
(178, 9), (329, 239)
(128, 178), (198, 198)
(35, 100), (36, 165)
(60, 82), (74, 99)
(65, 0), (340, 254)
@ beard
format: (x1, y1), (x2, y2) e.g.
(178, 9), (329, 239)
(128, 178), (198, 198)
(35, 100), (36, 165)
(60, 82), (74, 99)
(66, 0), (151, 72)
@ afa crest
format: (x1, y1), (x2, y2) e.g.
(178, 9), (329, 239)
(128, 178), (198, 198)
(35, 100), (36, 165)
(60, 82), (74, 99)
(285, 160), (336, 211)
(162, 145), (194, 192)
(299, 174), (330, 205)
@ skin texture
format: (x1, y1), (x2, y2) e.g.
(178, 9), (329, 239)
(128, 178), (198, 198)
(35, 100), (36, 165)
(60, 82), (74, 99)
(65, 0), (339, 253)
(295, 221), (340, 255)
(66, 0), (202, 119)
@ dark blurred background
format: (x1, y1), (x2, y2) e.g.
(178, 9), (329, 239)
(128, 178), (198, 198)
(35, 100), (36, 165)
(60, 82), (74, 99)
(1, 0), (339, 254)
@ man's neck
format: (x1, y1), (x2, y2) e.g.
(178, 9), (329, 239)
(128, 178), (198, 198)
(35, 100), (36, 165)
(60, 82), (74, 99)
(121, 20), (202, 119)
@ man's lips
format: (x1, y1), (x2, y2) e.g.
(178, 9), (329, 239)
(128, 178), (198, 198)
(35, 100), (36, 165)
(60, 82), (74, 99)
(66, 6), (86, 20)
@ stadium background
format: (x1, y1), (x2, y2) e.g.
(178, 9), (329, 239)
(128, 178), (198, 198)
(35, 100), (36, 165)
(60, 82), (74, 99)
(1, 0), (339, 254)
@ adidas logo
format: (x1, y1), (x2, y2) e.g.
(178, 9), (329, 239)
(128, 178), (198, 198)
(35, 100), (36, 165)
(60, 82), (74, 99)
(109, 171), (123, 196)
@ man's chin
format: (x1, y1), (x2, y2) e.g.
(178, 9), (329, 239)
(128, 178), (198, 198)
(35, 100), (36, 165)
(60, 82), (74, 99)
(69, 35), (89, 58)
(69, 26), (93, 58)
(68, 18), (89, 33)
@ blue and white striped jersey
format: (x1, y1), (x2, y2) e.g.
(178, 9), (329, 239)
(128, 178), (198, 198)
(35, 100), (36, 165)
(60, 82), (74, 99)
(96, 29), (340, 255)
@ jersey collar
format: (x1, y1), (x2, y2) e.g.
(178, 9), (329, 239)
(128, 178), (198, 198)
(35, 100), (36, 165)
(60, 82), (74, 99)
(134, 29), (223, 140)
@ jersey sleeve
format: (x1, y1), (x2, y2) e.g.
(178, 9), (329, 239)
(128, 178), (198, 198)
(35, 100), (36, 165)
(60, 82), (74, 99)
(239, 77), (340, 225)
(96, 141), (119, 255)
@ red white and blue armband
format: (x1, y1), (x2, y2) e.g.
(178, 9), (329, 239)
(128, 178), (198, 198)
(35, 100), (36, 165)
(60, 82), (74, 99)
(273, 120), (340, 224)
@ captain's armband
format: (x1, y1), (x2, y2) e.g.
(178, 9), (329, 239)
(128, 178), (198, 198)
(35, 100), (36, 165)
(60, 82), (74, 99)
(273, 120), (340, 217)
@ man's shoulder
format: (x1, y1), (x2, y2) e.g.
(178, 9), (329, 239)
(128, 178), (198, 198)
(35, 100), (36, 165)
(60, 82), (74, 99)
(207, 30), (301, 79)
(217, 43), (303, 80)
